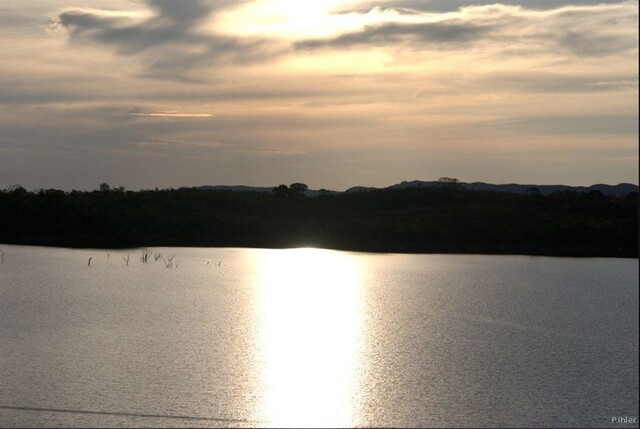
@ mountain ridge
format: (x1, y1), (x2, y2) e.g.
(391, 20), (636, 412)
(197, 181), (638, 197)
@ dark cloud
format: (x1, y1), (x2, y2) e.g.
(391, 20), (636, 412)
(557, 30), (638, 57)
(340, 0), (628, 13)
(146, 0), (219, 23)
(55, 0), (273, 79)
(300, 2), (637, 57)
(58, 10), (181, 54)
(297, 21), (494, 49)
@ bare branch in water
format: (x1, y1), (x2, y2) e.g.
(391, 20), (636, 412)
(161, 255), (177, 269)
(140, 248), (151, 263)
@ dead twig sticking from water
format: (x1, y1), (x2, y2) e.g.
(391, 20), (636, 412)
(154, 253), (162, 261)
(140, 248), (151, 263)
(161, 255), (176, 269)
(122, 254), (130, 266)
(0, 249), (4, 263)
(88, 257), (92, 267)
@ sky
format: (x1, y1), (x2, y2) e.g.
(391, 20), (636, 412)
(0, 0), (638, 191)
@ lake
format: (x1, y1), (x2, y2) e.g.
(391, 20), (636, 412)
(0, 245), (637, 428)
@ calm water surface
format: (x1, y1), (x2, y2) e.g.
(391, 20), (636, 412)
(0, 245), (637, 428)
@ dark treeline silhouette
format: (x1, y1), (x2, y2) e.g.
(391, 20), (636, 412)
(0, 183), (637, 257)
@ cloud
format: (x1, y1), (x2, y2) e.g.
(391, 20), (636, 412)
(146, 0), (225, 23)
(298, 21), (493, 49)
(456, 72), (639, 95)
(342, 0), (629, 13)
(488, 115), (640, 136)
(0, 6), (44, 28)
(53, 0), (275, 80)
(130, 112), (213, 118)
(52, 0), (638, 80)
(298, 2), (638, 57)
(0, 85), (83, 105)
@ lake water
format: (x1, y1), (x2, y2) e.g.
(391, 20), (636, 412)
(0, 245), (637, 428)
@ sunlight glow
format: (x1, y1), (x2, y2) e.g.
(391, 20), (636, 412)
(212, 0), (413, 40)
(255, 248), (364, 427)
(214, 0), (343, 39)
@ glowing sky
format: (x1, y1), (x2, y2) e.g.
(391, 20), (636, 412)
(0, 0), (638, 190)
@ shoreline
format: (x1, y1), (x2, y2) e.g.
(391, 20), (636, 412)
(2, 240), (637, 259)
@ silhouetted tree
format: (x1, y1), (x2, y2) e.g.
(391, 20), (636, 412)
(9, 185), (27, 196)
(438, 177), (461, 189)
(289, 183), (308, 198)
(272, 184), (289, 197)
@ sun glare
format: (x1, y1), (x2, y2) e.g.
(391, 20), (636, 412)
(212, 0), (402, 40)
(255, 248), (364, 427)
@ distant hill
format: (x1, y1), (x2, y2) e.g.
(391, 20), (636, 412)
(366, 180), (639, 197)
(198, 181), (638, 198)
(196, 185), (340, 197)
(198, 185), (274, 193)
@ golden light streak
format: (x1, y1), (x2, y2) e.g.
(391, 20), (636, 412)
(254, 248), (364, 427)
(130, 113), (213, 118)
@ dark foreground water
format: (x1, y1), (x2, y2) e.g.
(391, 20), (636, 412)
(0, 245), (637, 428)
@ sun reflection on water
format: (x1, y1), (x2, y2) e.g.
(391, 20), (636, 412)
(255, 248), (364, 428)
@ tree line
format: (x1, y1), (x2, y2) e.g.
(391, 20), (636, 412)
(0, 183), (637, 257)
